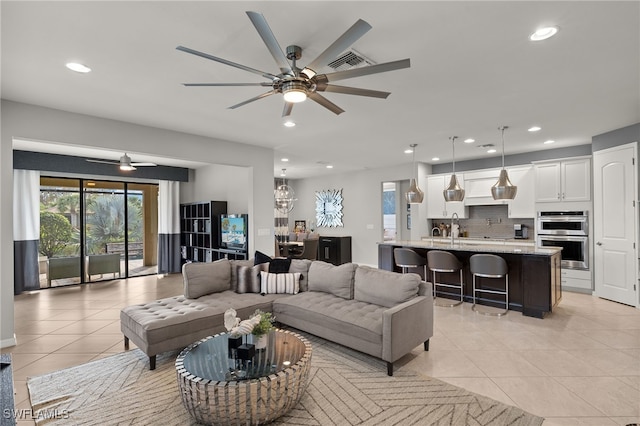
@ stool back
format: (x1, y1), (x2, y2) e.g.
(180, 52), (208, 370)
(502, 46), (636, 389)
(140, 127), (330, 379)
(393, 248), (426, 268)
(427, 250), (462, 273)
(470, 254), (508, 278)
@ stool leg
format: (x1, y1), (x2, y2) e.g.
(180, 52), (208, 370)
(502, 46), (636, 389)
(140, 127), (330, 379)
(459, 270), (464, 303)
(472, 274), (477, 311)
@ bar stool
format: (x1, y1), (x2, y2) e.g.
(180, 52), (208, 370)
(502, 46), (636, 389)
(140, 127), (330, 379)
(393, 248), (427, 279)
(470, 254), (509, 316)
(427, 250), (464, 307)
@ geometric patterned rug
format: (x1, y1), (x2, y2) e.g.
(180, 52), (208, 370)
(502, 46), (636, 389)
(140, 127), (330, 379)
(28, 332), (544, 426)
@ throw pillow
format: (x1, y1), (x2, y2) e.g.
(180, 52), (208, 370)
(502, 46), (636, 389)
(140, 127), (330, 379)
(183, 258), (231, 299)
(353, 265), (419, 308)
(269, 257), (291, 273)
(254, 251), (272, 266)
(307, 261), (357, 299)
(260, 271), (301, 295)
(236, 263), (269, 293)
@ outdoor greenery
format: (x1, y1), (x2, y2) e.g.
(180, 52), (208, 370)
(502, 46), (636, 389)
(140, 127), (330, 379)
(39, 212), (73, 258)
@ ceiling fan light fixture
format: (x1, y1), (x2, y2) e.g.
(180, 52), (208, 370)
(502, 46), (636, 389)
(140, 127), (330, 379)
(120, 164), (136, 171)
(282, 81), (307, 103)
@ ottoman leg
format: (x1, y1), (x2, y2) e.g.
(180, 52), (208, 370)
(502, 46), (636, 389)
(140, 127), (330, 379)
(149, 355), (156, 370)
(124, 336), (129, 350)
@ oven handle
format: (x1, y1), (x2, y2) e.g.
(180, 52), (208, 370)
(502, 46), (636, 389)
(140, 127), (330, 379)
(537, 235), (588, 242)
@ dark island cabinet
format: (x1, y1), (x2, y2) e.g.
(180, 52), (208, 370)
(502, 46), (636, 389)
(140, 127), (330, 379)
(319, 236), (352, 265)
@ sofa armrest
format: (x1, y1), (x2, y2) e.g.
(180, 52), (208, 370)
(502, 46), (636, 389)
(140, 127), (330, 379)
(382, 291), (434, 363)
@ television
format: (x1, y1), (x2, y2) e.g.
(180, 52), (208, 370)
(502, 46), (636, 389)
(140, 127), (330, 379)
(219, 214), (248, 250)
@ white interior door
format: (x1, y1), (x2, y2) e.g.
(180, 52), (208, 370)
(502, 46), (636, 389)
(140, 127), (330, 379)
(593, 143), (638, 306)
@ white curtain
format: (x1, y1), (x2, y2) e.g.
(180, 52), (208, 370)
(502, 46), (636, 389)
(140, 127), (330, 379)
(13, 169), (40, 293)
(158, 180), (181, 273)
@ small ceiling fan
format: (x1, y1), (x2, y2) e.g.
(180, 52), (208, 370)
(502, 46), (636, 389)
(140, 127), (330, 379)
(176, 11), (411, 116)
(86, 153), (157, 171)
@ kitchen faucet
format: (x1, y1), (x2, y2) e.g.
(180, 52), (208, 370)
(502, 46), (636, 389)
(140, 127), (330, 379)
(451, 212), (459, 245)
(431, 226), (440, 244)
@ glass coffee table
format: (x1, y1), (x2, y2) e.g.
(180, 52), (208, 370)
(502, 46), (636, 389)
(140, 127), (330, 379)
(176, 329), (312, 425)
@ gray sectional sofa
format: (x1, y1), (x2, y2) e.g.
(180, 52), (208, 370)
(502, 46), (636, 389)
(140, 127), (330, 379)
(120, 258), (433, 375)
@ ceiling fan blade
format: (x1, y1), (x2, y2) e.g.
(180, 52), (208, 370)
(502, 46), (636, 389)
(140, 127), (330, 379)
(316, 84), (390, 99)
(246, 11), (293, 76)
(304, 19), (372, 74)
(86, 159), (119, 165)
(323, 58), (411, 82)
(228, 90), (277, 109)
(131, 163), (157, 167)
(307, 92), (345, 115)
(176, 45), (278, 81)
(282, 102), (294, 117)
(183, 82), (273, 87)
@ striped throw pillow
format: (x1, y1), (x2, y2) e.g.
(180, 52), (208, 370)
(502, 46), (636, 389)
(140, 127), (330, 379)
(260, 271), (301, 295)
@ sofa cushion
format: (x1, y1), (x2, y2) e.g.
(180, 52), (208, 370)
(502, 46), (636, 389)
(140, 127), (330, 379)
(273, 291), (385, 344)
(354, 265), (419, 308)
(183, 259), (231, 299)
(308, 261), (357, 299)
(260, 271), (301, 294)
(288, 259), (312, 291)
(236, 263), (269, 293)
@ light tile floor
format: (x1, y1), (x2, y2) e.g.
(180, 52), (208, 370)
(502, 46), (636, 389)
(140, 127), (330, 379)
(3, 274), (639, 425)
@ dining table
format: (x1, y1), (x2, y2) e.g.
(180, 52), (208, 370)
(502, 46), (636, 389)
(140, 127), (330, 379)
(279, 241), (303, 256)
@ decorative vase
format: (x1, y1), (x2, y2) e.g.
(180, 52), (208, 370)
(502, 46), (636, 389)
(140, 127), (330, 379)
(254, 334), (268, 350)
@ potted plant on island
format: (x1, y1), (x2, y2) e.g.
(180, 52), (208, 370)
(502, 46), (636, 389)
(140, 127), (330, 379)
(251, 310), (275, 350)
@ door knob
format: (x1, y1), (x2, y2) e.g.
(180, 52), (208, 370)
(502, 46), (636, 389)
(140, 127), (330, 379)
(596, 242), (602, 246)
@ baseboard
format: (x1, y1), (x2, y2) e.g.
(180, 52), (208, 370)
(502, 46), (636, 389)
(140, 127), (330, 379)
(562, 286), (593, 295)
(0, 334), (17, 349)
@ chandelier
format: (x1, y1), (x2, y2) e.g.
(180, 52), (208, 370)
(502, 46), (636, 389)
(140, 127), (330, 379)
(274, 169), (297, 213)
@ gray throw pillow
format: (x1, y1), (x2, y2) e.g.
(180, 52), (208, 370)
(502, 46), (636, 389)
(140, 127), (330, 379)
(307, 261), (357, 299)
(183, 258), (231, 299)
(236, 263), (268, 293)
(230, 259), (254, 291)
(354, 265), (419, 308)
(288, 259), (312, 292)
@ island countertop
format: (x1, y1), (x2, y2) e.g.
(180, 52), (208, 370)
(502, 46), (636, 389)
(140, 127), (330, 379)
(378, 241), (562, 318)
(379, 239), (561, 256)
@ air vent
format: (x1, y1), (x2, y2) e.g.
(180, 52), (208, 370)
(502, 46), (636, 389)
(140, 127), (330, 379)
(327, 49), (374, 71)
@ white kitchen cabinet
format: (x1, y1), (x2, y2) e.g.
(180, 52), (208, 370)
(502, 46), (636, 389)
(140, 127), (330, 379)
(426, 174), (468, 219)
(507, 165), (535, 218)
(534, 157), (591, 202)
(463, 169), (508, 206)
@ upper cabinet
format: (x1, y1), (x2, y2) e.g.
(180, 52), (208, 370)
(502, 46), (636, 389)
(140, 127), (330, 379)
(506, 165), (535, 218)
(534, 157), (591, 203)
(426, 174), (468, 219)
(463, 169), (507, 206)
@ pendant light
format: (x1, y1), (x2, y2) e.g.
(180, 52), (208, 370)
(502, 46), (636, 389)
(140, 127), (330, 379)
(443, 136), (465, 202)
(405, 143), (424, 204)
(274, 169), (297, 213)
(491, 126), (518, 200)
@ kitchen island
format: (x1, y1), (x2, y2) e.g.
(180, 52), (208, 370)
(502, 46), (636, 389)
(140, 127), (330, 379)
(378, 240), (562, 318)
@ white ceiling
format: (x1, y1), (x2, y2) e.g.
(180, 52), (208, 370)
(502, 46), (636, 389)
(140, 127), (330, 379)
(3, 1), (639, 179)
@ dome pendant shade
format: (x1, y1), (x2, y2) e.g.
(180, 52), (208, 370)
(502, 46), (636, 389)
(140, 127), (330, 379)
(491, 169), (518, 200)
(443, 174), (465, 202)
(406, 178), (424, 204)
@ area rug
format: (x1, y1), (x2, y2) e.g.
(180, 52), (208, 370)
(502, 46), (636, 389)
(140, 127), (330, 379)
(27, 333), (544, 426)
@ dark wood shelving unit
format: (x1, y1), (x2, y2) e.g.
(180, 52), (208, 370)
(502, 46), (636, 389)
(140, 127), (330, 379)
(180, 201), (227, 263)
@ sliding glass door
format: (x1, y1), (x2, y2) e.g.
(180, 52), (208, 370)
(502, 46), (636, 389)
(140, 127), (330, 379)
(40, 177), (158, 288)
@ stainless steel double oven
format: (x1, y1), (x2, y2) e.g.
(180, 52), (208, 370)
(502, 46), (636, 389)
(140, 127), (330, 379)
(536, 211), (589, 270)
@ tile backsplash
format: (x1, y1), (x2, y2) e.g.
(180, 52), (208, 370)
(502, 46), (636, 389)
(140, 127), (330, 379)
(430, 205), (535, 239)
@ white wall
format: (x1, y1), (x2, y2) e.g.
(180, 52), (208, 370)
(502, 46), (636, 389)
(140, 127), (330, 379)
(288, 162), (430, 266)
(1, 100), (274, 347)
(182, 164), (250, 213)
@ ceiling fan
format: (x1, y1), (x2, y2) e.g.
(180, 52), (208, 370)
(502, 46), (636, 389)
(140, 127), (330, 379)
(176, 11), (411, 116)
(86, 153), (157, 171)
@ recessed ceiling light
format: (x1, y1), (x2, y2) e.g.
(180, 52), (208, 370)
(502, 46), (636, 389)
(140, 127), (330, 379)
(487, 149), (497, 154)
(404, 149), (413, 154)
(281, 158), (289, 162)
(528, 126), (542, 132)
(65, 62), (91, 73)
(464, 138), (475, 143)
(283, 120), (295, 127)
(326, 165), (333, 169)
(432, 157), (440, 161)
(530, 26), (558, 41)
(544, 140), (555, 144)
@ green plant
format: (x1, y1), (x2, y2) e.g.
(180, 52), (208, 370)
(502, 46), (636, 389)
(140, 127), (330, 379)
(39, 212), (73, 258)
(251, 310), (275, 337)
